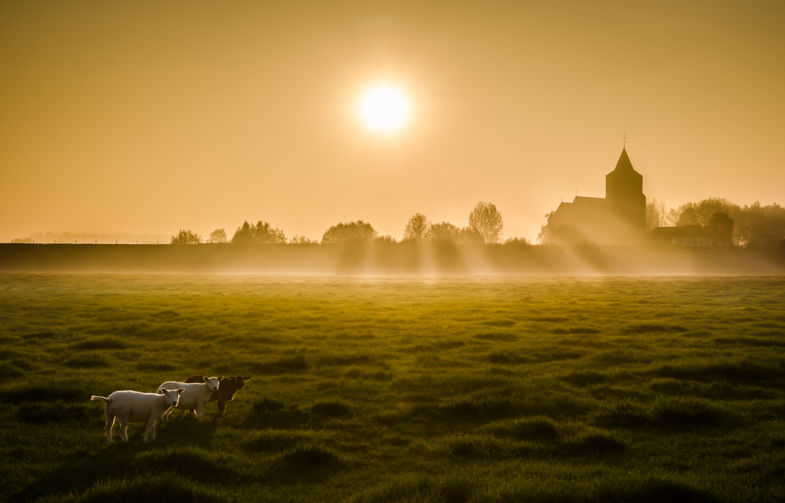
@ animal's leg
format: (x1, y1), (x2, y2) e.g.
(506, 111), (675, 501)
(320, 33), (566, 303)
(217, 401), (226, 417)
(143, 417), (154, 442)
(119, 417), (129, 442)
(195, 405), (203, 420)
(105, 413), (115, 443)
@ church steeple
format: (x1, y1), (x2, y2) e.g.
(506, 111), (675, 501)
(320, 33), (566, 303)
(614, 148), (634, 172)
(605, 147), (646, 233)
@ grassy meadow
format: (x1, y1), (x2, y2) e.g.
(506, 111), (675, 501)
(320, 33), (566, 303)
(1, 273), (784, 502)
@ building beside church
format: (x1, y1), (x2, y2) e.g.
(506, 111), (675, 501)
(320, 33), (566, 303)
(541, 148), (646, 245)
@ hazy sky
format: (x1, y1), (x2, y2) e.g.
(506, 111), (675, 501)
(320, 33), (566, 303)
(2, 0), (784, 243)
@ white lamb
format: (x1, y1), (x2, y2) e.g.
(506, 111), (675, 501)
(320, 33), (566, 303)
(90, 388), (184, 442)
(157, 376), (220, 420)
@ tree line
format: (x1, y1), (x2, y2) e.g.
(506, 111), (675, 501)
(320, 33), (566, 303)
(646, 198), (785, 248)
(171, 202), (506, 246)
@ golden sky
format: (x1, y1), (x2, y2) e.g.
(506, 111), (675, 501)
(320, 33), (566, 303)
(2, 0), (784, 243)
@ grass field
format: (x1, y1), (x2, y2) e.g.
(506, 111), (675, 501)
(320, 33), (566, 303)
(1, 273), (784, 502)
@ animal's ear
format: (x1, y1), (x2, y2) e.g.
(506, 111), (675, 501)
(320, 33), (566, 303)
(243, 376), (251, 381)
(219, 376), (224, 380)
(202, 376), (208, 382)
(177, 388), (185, 394)
(157, 388), (165, 394)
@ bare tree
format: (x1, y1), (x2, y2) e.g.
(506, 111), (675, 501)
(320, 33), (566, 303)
(468, 202), (503, 243)
(403, 213), (429, 241)
(646, 199), (666, 230)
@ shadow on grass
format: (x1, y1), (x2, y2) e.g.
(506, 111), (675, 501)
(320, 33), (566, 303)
(252, 355), (308, 375)
(155, 415), (219, 448)
(311, 400), (352, 418)
(475, 332), (518, 342)
(243, 430), (316, 453)
(625, 323), (688, 334)
(264, 445), (344, 483)
(0, 383), (87, 403)
(131, 446), (246, 485)
(650, 361), (784, 386)
(71, 336), (129, 350)
(563, 431), (627, 456)
(245, 398), (311, 429)
(0, 362), (23, 378)
(63, 353), (109, 368)
(318, 353), (376, 366)
(595, 398), (728, 431)
(15, 401), (90, 423)
(481, 477), (718, 503)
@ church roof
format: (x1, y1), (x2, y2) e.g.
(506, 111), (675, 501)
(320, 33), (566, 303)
(615, 148), (633, 171)
(607, 148), (642, 178)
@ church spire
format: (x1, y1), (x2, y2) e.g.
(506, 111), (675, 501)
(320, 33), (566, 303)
(614, 148), (634, 171)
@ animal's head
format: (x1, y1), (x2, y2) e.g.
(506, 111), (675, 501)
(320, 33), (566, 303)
(158, 388), (185, 407)
(222, 376), (250, 392)
(202, 376), (220, 392)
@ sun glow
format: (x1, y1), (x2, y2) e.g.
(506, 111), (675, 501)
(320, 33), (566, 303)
(358, 84), (411, 133)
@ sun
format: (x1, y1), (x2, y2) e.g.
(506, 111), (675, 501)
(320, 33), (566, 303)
(358, 83), (411, 133)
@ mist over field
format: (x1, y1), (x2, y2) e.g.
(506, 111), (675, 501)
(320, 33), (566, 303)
(1, 273), (784, 502)
(1, 242), (784, 276)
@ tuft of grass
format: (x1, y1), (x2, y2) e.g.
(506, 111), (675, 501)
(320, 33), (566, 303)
(594, 401), (651, 429)
(63, 354), (109, 368)
(60, 474), (228, 503)
(446, 435), (505, 459)
(356, 474), (475, 503)
(625, 323), (687, 334)
(474, 332), (517, 342)
(71, 337), (129, 350)
(551, 326), (601, 334)
(482, 416), (561, 442)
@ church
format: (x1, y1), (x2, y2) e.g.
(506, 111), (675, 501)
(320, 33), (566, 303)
(542, 148), (646, 245)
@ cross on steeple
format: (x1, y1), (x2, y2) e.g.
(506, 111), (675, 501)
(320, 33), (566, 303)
(622, 132), (628, 149)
